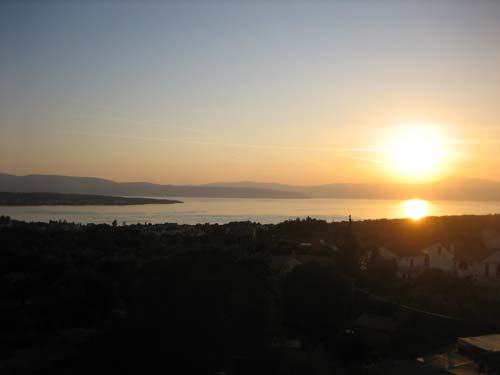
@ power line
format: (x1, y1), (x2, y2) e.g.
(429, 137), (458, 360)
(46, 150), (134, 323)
(356, 287), (464, 321)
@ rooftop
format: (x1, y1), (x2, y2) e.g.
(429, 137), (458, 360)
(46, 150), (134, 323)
(458, 334), (500, 354)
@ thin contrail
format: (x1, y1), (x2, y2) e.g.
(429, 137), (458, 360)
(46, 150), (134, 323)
(69, 131), (379, 154)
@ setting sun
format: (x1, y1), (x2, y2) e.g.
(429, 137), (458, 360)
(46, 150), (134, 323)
(387, 127), (446, 180)
(402, 199), (429, 220)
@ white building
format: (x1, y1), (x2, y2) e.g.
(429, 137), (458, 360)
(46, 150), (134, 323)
(365, 238), (500, 284)
(479, 252), (500, 281)
(395, 243), (455, 279)
(377, 246), (400, 261)
(367, 243), (457, 279)
(397, 254), (426, 279)
(421, 243), (455, 272)
(360, 246), (398, 271)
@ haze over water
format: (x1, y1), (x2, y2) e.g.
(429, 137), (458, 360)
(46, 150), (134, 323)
(3, 198), (500, 225)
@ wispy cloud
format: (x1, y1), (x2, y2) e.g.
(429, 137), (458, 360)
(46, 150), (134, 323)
(443, 139), (500, 145)
(68, 131), (379, 154)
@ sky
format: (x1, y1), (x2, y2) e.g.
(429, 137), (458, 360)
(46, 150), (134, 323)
(1, 0), (500, 185)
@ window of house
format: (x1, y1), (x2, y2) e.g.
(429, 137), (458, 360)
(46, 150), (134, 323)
(424, 254), (430, 267)
(459, 261), (468, 271)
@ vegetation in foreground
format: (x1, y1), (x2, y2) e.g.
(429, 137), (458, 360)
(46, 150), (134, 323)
(2, 214), (500, 374)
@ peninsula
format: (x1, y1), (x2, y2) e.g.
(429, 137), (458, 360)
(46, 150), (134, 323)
(0, 192), (182, 206)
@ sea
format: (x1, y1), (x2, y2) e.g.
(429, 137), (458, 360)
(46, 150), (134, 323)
(2, 197), (500, 225)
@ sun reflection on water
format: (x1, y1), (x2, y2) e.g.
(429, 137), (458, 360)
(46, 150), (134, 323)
(402, 199), (429, 220)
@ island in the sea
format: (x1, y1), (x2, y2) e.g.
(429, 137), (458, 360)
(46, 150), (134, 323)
(0, 192), (182, 206)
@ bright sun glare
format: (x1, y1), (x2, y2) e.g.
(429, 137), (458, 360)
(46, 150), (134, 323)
(403, 199), (429, 220)
(387, 127), (446, 179)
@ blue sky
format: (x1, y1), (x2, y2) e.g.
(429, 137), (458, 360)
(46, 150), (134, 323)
(1, 0), (500, 184)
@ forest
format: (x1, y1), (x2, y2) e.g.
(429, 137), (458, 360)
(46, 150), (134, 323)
(2, 214), (500, 374)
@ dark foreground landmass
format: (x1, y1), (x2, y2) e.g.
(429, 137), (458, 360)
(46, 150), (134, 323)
(0, 192), (182, 206)
(2, 214), (500, 374)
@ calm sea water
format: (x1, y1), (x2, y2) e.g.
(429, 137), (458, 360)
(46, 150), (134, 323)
(2, 198), (500, 225)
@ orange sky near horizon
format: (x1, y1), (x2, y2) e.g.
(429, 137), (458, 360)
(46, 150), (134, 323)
(1, 1), (499, 185)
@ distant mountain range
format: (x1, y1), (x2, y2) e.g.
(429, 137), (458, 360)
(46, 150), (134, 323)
(2, 173), (500, 201)
(207, 177), (500, 201)
(0, 173), (305, 199)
